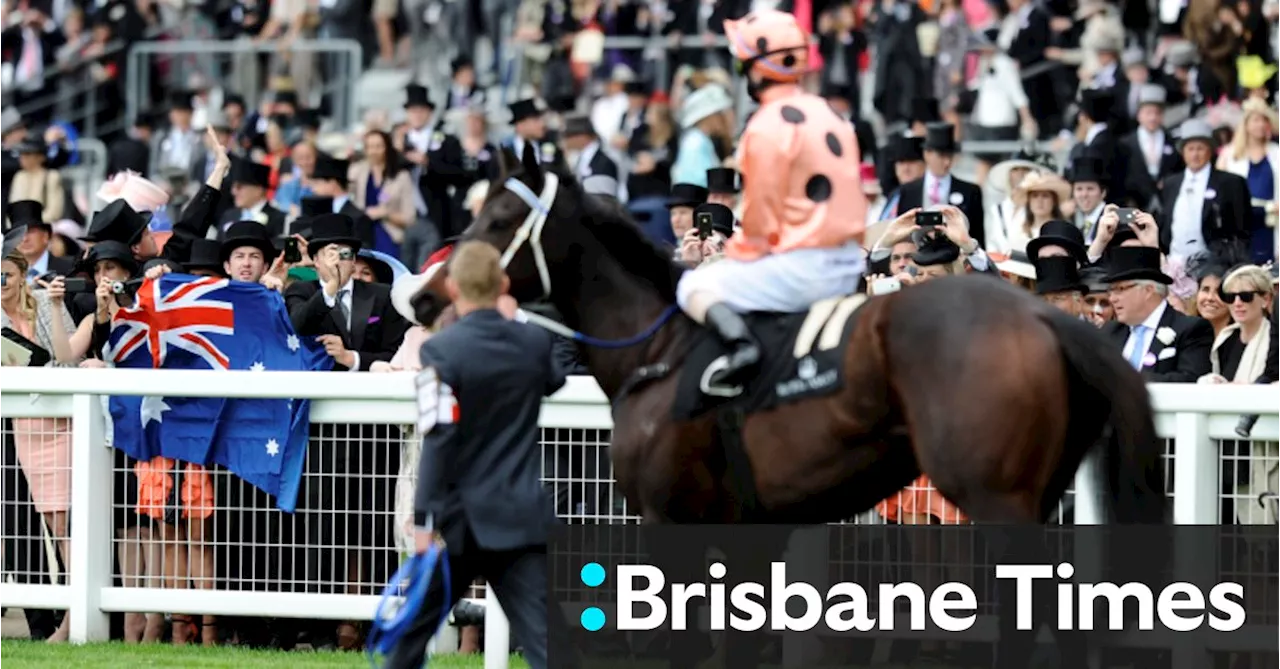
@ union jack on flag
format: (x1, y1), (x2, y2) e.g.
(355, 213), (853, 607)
(106, 276), (235, 370)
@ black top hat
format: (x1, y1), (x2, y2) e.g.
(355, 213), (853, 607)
(142, 257), (185, 276)
(168, 91), (194, 112)
(549, 96), (578, 113)
(185, 238), (225, 272)
(221, 220), (279, 263)
(133, 110), (156, 128)
(667, 183), (708, 209)
(306, 214), (362, 253)
(77, 240), (138, 276)
(624, 81), (649, 96)
(356, 249), (395, 285)
(405, 84), (434, 109)
(509, 99), (542, 123)
(1101, 246), (1172, 284)
(884, 134), (925, 163)
(222, 93), (246, 110)
(84, 200), (151, 245)
(273, 90), (298, 107)
(693, 203), (736, 238)
(706, 168), (740, 194)
(911, 228), (962, 266)
(16, 137), (46, 155)
(300, 195), (335, 219)
(1026, 219), (1088, 265)
(7, 200), (48, 231)
(1068, 154), (1108, 185)
(1078, 88), (1115, 123)
(562, 114), (594, 137)
(910, 97), (941, 125)
(311, 155), (350, 184)
(2, 225), (25, 259)
(923, 123), (960, 154)
(230, 159), (271, 188)
(451, 57), (474, 74)
(1034, 255), (1086, 295)
(295, 108), (321, 130)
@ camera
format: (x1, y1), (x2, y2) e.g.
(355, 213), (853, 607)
(111, 278), (144, 307)
(916, 211), (943, 228)
(338, 248), (355, 261)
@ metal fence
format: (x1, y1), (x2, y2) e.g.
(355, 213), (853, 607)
(0, 369), (1275, 669)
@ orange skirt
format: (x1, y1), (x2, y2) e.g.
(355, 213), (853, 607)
(135, 457), (215, 522)
(876, 475), (968, 524)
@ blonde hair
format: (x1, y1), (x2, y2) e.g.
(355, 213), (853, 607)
(1223, 264), (1273, 295)
(450, 241), (505, 304)
(1226, 100), (1277, 162)
(3, 252), (37, 326)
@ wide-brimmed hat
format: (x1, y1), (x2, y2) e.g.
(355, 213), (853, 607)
(1078, 88), (1116, 122)
(7, 200), (48, 232)
(97, 171), (171, 212)
(405, 84), (434, 110)
(1101, 246), (1172, 284)
(1026, 219), (1088, 265)
(989, 147), (1053, 192)
(1240, 97), (1278, 134)
(185, 239), (225, 273)
(706, 168), (740, 194)
(83, 200), (151, 245)
(1175, 118), (1215, 150)
(305, 213), (361, 253)
(356, 248), (408, 285)
(1013, 172), (1071, 206)
(77, 240), (138, 276)
(1034, 255), (1086, 295)
(923, 123), (960, 154)
(680, 85), (733, 129)
(221, 220), (279, 263)
(230, 159), (271, 188)
(391, 254), (449, 326)
(667, 183), (708, 209)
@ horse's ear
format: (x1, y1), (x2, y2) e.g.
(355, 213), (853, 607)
(498, 146), (520, 179)
(520, 141), (544, 191)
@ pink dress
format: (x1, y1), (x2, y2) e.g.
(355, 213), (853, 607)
(10, 316), (72, 513)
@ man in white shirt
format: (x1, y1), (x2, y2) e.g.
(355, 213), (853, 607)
(896, 123), (986, 248)
(151, 92), (202, 179)
(1157, 119), (1250, 258)
(589, 65), (634, 159)
(1069, 155), (1109, 244)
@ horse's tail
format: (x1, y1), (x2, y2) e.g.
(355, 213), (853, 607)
(1041, 308), (1167, 525)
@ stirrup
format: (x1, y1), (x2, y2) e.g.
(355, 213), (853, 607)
(700, 355), (744, 398)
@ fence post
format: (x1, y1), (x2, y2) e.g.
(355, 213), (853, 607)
(483, 584), (510, 669)
(68, 393), (111, 642)
(1171, 412), (1214, 669)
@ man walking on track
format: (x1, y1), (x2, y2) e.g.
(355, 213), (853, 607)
(389, 241), (565, 669)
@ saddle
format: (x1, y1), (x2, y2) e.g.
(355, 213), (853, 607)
(672, 294), (867, 421)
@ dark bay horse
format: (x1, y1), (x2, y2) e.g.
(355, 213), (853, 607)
(415, 147), (1167, 667)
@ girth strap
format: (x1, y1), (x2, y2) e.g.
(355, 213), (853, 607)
(716, 406), (762, 521)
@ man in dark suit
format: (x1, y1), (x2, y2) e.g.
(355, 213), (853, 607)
(402, 84), (469, 242)
(1067, 88), (1126, 203)
(1157, 119), (1250, 259)
(307, 155), (376, 249)
(1100, 245), (1211, 382)
(561, 114), (621, 200)
(1121, 85), (1183, 211)
(5, 200), (74, 280)
(107, 112), (155, 177)
(388, 241), (564, 669)
(217, 159), (286, 239)
(895, 123), (985, 248)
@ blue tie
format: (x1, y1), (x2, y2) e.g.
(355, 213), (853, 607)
(1127, 325), (1149, 370)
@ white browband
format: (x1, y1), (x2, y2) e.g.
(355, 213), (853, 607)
(500, 174), (559, 299)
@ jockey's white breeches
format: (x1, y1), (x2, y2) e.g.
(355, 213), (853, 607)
(676, 241), (867, 315)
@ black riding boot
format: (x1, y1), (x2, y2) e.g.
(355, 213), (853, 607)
(704, 303), (761, 387)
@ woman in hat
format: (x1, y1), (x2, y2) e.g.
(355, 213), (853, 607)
(8, 138), (64, 222)
(1007, 171), (1070, 253)
(984, 148), (1051, 255)
(1217, 97), (1279, 264)
(670, 84), (735, 188)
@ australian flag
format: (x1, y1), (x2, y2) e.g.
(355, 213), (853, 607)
(105, 274), (332, 512)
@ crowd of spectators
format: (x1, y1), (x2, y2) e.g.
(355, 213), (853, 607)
(0, 0), (1278, 659)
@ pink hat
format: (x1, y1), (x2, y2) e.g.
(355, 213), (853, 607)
(97, 171), (170, 212)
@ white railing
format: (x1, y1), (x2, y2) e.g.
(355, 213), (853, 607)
(0, 368), (1276, 668)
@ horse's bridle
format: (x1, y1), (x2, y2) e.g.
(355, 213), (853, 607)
(500, 174), (559, 299)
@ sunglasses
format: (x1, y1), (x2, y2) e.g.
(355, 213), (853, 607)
(1219, 289), (1261, 304)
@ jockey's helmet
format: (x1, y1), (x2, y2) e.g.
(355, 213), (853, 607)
(723, 10), (810, 85)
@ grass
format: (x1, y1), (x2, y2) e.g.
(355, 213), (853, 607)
(0, 640), (529, 668)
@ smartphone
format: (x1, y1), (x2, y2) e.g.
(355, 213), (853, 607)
(916, 211), (944, 228)
(872, 276), (902, 295)
(284, 238), (302, 264)
(63, 277), (88, 293)
(695, 212), (713, 240)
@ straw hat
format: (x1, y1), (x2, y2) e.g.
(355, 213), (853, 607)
(1241, 96), (1279, 133)
(1012, 172), (1071, 207)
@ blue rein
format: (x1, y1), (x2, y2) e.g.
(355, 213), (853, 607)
(367, 544), (452, 667)
(521, 304), (681, 350)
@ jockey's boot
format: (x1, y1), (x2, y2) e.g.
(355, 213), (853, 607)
(704, 303), (761, 387)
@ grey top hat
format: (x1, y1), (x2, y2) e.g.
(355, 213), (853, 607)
(1, 107), (22, 135)
(1136, 84), (1167, 108)
(1176, 118), (1215, 149)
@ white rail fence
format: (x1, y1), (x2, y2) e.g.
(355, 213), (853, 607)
(0, 368), (1276, 668)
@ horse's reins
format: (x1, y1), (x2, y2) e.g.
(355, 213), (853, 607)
(501, 176), (680, 350)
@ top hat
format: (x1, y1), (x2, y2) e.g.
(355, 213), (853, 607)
(77, 240), (138, 276)
(989, 146), (1053, 191)
(16, 138), (46, 155)
(1078, 88), (1116, 122)
(1033, 255), (1086, 295)
(222, 93), (247, 110)
(311, 155), (350, 184)
(294, 108), (321, 131)
(221, 220), (279, 263)
(624, 81), (649, 96)
(1101, 246), (1172, 284)
(84, 199), (151, 245)
(2, 225), (25, 259)
(306, 213), (362, 253)
(450, 57), (474, 74)
(667, 183), (709, 209)
(300, 196), (335, 220)
(273, 90), (298, 108)
(185, 238), (225, 272)
(923, 123), (960, 154)
(133, 110), (156, 128)
(910, 97), (941, 125)
(1068, 154), (1109, 185)
(1026, 219), (1088, 265)
(910, 227), (962, 266)
(693, 203), (736, 238)
(7, 200), (48, 231)
(1136, 84), (1168, 109)
(562, 114), (594, 138)
(509, 99), (543, 123)
(884, 134), (925, 163)
(706, 168), (740, 194)
(230, 159), (271, 188)
(405, 84), (434, 109)
(168, 91), (194, 112)
(1175, 118), (1215, 150)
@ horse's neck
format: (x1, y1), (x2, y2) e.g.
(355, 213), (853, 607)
(551, 248), (685, 399)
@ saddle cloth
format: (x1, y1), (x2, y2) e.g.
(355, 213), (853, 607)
(672, 294), (867, 421)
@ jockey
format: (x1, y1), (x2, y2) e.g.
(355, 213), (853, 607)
(675, 9), (867, 388)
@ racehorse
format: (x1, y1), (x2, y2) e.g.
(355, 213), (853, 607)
(413, 146), (1167, 668)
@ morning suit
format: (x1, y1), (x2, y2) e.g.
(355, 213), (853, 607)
(1121, 128), (1183, 211)
(387, 309), (566, 669)
(284, 279), (409, 371)
(895, 174), (986, 249)
(1102, 303), (1213, 383)
(1157, 167), (1251, 257)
